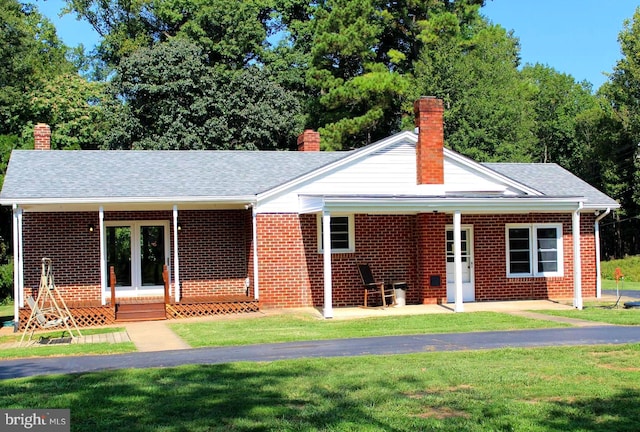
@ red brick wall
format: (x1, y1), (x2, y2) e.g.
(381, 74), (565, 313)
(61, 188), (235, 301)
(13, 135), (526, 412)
(450, 213), (597, 301)
(22, 212), (101, 303)
(580, 213), (597, 297)
(21, 209), (252, 303)
(416, 212), (447, 304)
(256, 213), (312, 307)
(177, 210), (250, 297)
(256, 211), (599, 308)
(257, 213), (417, 308)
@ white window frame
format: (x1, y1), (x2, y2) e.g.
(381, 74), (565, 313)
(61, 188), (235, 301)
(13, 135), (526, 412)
(104, 220), (171, 293)
(506, 223), (563, 278)
(317, 214), (355, 253)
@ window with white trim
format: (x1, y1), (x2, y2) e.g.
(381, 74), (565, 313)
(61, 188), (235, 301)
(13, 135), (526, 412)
(317, 215), (355, 253)
(506, 224), (563, 277)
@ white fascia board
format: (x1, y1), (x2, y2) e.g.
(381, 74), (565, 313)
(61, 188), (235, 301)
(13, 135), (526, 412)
(443, 149), (542, 196)
(581, 202), (621, 210)
(298, 195), (325, 214)
(299, 195), (586, 214)
(0, 195), (256, 206)
(256, 131), (417, 202)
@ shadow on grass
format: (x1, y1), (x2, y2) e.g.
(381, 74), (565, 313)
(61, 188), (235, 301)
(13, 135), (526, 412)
(541, 389), (640, 431)
(0, 363), (404, 432)
(1, 354), (639, 431)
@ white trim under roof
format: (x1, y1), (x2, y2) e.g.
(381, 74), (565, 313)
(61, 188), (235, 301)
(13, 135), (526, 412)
(299, 194), (590, 214)
(8, 199), (257, 213)
(0, 195), (256, 206)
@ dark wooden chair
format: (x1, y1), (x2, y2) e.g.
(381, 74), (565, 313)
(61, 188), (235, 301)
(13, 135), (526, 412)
(357, 264), (396, 308)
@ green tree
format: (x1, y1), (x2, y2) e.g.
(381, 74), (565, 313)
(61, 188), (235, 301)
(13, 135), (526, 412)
(413, 22), (535, 162)
(66, 0), (276, 67)
(101, 38), (303, 150)
(521, 64), (598, 169)
(283, 0), (485, 150)
(64, 0), (158, 66)
(597, 7), (640, 257)
(28, 73), (105, 149)
(0, 0), (73, 135)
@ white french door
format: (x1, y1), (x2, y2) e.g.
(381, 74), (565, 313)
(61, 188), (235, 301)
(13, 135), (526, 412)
(105, 220), (170, 297)
(446, 226), (475, 302)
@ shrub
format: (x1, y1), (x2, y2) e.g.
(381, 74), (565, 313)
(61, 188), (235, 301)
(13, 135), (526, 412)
(600, 255), (640, 282)
(0, 261), (12, 303)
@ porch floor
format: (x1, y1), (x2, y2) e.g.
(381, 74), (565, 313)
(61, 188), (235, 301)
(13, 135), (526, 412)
(307, 299), (577, 320)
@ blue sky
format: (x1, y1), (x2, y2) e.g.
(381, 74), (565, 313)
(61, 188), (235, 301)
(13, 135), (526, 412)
(38, 0), (638, 90)
(482, 0), (638, 90)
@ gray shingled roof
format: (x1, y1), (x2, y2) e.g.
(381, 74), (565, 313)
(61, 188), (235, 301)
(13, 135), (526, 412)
(0, 150), (348, 201)
(483, 163), (619, 208)
(0, 147), (619, 209)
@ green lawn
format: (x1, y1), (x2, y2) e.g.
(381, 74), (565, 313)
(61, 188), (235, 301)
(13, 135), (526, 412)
(0, 327), (136, 359)
(601, 278), (640, 290)
(601, 255), (640, 282)
(170, 311), (570, 347)
(0, 301), (13, 323)
(535, 305), (640, 326)
(0, 344), (638, 431)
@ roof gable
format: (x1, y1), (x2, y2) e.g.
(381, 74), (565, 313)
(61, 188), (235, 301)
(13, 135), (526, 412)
(257, 132), (540, 204)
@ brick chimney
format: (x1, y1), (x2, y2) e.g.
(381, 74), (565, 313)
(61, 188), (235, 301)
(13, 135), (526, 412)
(34, 123), (51, 150)
(297, 129), (320, 152)
(414, 97), (444, 184)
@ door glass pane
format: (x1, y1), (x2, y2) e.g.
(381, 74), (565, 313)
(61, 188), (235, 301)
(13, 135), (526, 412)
(107, 226), (131, 287)
(140, 226), (165, 286)
(446, 230), (469, 257)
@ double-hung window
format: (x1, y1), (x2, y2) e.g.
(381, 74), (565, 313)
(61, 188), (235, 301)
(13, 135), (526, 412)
(318, 215), (355, 253)
(506, 224), (563, 277)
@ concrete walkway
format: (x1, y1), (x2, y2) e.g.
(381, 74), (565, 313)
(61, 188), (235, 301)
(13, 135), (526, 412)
(124, 321), (190, 352)
(504, 310), (614, 327)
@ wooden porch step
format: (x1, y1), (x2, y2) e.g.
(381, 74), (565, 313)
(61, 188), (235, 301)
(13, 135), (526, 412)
(115, 303), (166, 322)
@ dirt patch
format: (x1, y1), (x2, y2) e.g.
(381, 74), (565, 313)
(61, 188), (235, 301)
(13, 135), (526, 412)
(405, 384), (474, 399)
(589, 350), (640, 371)
(522, 396), (578, 405)
(414, 407), (470, 419)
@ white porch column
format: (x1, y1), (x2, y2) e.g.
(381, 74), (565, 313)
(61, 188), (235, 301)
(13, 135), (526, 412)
(453, 210), (464, 312)
(12, 205), (22, 321)
(99, 206), (107, 305)
(173, 205), (181, 302)
(17, 207), (23, 309)
(252, 205), (259, 300)
(573, 205), (583, 309)
(322, 210), (333, 318)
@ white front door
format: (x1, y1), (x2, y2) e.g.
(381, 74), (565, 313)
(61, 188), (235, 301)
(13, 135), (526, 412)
(446, 226), (475, 302)
(105, 220), (170, 297)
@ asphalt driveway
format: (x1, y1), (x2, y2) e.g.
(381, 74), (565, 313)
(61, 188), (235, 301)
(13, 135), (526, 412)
(1, 325), (639, 380)
(603, 289), (640, 299)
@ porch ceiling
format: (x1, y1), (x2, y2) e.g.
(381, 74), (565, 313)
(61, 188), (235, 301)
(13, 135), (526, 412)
(298, 194), (594, 215)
